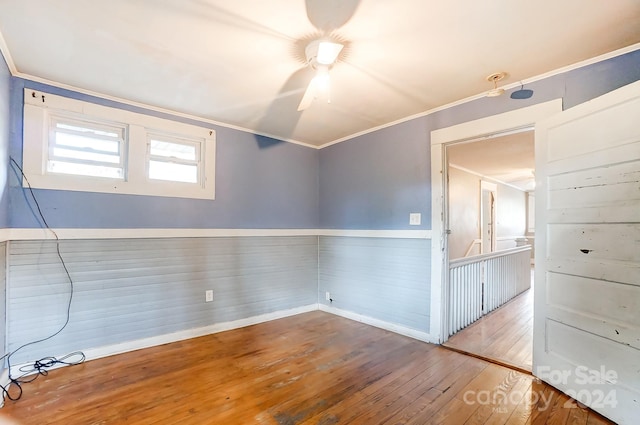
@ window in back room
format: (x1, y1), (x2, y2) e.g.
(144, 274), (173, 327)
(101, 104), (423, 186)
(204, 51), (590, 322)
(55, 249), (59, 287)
(22, 89), (216, 200)
(47, 115), (127, 180)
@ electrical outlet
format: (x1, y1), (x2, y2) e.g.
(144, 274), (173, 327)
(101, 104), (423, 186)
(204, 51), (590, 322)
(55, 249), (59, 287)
(325, 291), (331, 301)
(205, 290), (213, 302)
(409, 213), (421, 225)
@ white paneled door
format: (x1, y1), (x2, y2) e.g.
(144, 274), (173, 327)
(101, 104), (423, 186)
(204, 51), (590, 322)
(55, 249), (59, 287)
(534, 80), (640, 424)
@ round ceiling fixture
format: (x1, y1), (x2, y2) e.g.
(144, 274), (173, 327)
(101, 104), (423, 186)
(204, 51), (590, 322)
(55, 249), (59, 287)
(486, 72), (507, 97)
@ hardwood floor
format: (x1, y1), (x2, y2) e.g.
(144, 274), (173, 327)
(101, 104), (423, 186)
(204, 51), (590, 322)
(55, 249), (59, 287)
(444, 277), (534, 372)
(0, 311), (613, 425)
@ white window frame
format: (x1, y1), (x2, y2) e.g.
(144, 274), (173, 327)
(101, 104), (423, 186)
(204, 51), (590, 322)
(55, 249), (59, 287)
(47, 114), (128, 180)
(146, 132), (202, 184)
(23, 89), (216, 200)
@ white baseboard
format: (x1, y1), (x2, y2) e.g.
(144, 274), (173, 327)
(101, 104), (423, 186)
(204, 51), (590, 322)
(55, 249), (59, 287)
(10, 304), (318, 377)
(8, 303), (438, 381)
(319, 304), (438, 344)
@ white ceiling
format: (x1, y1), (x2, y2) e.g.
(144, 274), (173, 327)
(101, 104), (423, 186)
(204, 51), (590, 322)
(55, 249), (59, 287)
(0, 0), (639, 147)
(447, 131), (535, 191)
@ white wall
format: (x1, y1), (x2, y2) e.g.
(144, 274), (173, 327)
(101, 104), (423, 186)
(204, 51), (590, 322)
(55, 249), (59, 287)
(448, 166), (527, 259)
(496, 184), (527, 250)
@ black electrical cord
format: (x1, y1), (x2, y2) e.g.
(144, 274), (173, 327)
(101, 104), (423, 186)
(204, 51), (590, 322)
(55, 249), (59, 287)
(0, 157), (85, 401)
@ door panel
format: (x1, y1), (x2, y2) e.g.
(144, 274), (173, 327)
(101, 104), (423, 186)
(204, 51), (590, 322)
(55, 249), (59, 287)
(534, 80), (640, 424)
(546, 96), (640, 161)
(548, 160), (640, 207)
(547, 272), (640, 349)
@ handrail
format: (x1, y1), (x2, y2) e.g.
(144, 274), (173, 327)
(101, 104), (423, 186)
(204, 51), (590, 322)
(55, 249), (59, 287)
(449, 245), (531, 267)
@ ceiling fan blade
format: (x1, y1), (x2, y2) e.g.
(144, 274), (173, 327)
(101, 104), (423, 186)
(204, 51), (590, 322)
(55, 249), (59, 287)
(297, 80), (317, 111)
(257, 67), (312, 140)
(305, 0), (361, 32)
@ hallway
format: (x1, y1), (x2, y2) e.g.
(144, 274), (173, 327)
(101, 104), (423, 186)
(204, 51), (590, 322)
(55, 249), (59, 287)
(443, 274), (533, 372)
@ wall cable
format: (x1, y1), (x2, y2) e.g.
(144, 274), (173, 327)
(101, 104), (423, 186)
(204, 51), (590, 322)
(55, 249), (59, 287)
(0, 158), (85, 402)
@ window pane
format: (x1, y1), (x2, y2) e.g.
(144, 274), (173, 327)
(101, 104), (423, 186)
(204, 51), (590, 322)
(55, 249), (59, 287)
(55, 132), (120, 154)
(149, 161), (198, 183)
(56, 122), (120, 138)
(150, 139), (196, 161)
(48, 117), (125, 179)
(52, 147), (121, 164)
(48, 160), (124, 179)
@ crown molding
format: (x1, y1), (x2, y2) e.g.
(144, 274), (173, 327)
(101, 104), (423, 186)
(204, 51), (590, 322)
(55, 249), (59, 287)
(319, 42), (640, 149)
(2, 23), (638, 151)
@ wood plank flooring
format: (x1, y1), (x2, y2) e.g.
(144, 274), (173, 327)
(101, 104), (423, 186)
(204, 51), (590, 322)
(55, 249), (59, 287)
(444, 282), (533, 372)
(0, 311), (613, 425)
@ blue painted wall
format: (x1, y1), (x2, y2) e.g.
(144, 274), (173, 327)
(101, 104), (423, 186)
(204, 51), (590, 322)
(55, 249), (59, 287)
(7, 50), (640, 231)
(0, 51), (9, 366)
(319, 118), (430, 229)
(319, 50), (640, 230)
(0, 52), (10, 228)
(9, 79), (319, 229)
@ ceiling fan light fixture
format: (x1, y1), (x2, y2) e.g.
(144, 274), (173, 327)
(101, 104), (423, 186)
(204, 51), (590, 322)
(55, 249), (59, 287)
(298, 40), (344, 111)
(313, 66), (331, 91)
(305, 40), (344, 66)
(316, 41), (344, 65)
(297, 65), (332, 111)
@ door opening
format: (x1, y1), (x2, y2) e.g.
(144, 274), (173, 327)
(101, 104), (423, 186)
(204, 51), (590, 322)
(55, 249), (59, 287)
(442, 128), (535, 371)
(428, 99), (562, 349)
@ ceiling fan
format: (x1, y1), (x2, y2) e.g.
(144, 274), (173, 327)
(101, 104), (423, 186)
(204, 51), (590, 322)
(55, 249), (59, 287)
(297, 39), (344, 111)
(256, 0), (359, 139)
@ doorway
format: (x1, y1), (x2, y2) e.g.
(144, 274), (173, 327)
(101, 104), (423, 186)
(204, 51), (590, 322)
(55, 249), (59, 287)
(427, 99), (562, 357)
(441, 130), (535, 371)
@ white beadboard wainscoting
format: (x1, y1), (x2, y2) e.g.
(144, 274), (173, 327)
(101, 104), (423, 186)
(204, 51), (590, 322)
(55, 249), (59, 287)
(0, 242), (6, 351)
(3, 229), (434, 371)
(7, 236), (319, 364)
(0, 242), (7, 405)
(318, 236), (432, 337)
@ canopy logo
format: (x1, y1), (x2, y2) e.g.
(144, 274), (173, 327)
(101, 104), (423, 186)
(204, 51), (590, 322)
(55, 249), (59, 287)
(463, 366), (618, 413)
(536, 365), (618, 409)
